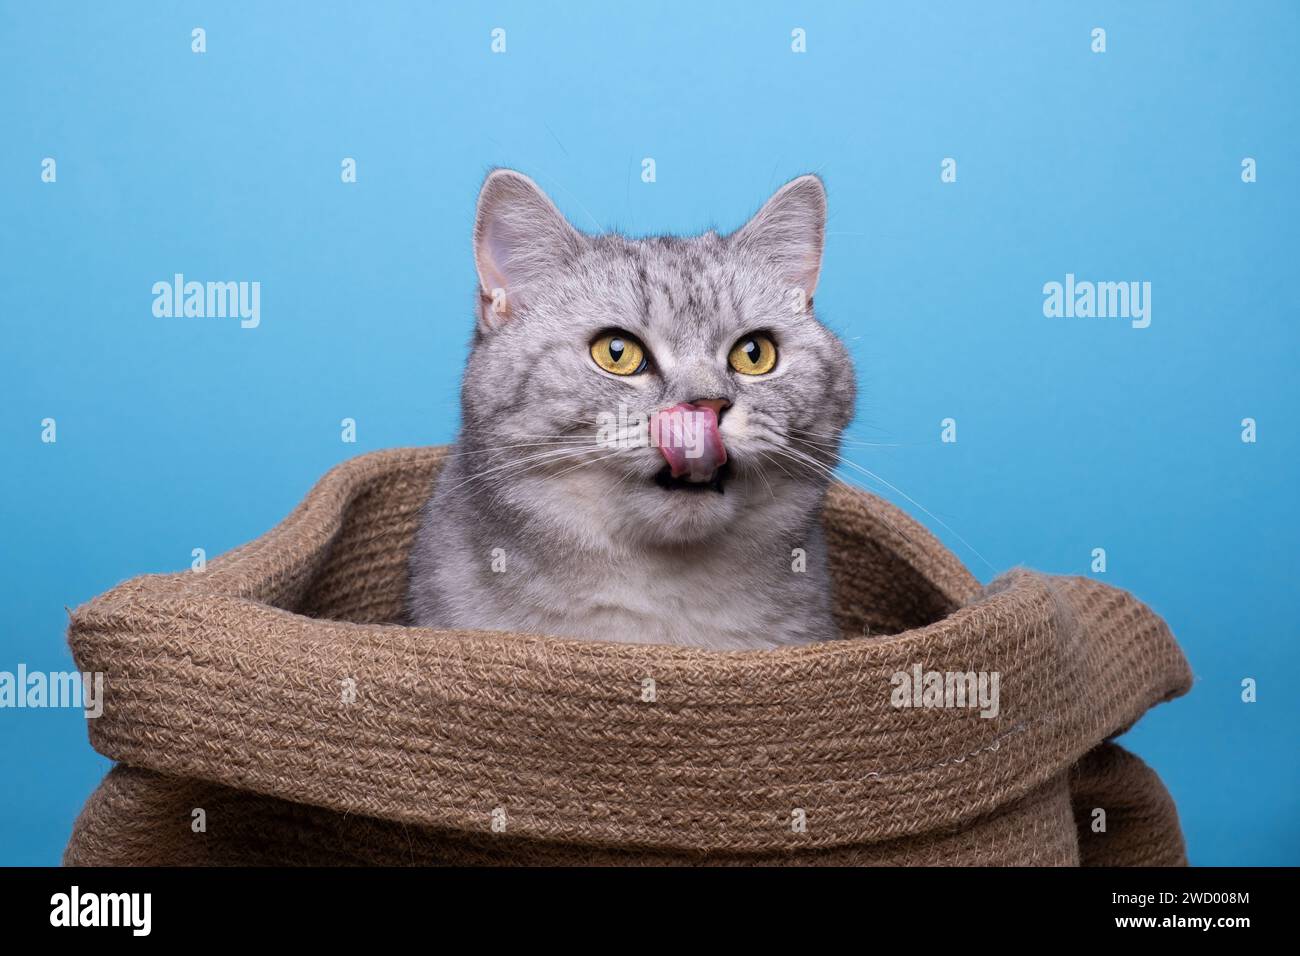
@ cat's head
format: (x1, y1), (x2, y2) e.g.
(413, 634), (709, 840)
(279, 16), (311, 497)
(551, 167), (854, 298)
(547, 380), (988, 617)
(456, 169), (856, 547)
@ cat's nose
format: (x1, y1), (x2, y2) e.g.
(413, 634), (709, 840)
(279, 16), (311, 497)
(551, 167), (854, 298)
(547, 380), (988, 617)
(689, 397), (731, 424)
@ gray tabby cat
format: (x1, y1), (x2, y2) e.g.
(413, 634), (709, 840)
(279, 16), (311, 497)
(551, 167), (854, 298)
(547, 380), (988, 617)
(406, 169), (856, 649)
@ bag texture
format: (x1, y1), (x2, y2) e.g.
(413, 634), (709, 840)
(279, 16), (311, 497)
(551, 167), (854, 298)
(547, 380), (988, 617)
(63, 446), (1192, 866)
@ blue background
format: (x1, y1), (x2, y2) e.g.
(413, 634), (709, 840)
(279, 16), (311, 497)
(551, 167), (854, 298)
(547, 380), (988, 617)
(2, 1), (1296, 865)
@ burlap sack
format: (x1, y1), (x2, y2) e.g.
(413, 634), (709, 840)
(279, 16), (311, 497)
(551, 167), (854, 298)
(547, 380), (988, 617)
(63, 447), (1192, 865)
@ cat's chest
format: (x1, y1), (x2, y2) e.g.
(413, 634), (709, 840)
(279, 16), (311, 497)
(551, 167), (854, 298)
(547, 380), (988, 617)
(502, 547), (825, 648)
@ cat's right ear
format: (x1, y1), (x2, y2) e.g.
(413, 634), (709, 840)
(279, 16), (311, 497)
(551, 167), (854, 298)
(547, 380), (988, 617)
(732, 174), (827, 301)
(473, 169), (581, 333)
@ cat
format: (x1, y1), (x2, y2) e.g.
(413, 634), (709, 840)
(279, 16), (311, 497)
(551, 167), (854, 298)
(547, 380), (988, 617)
(406, 169), (856, 649)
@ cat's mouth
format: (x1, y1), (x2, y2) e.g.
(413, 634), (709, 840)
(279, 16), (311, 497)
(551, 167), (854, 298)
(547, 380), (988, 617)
(653, 461), (730, 495)
(651, 401), (729, 494)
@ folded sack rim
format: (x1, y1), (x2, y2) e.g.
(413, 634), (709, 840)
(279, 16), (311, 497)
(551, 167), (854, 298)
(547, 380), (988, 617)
(67, 446), (1193, 853)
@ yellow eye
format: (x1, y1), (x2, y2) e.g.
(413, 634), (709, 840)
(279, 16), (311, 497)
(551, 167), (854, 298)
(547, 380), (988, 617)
(728, 333), (778, 375)
(590, 332), (648, 375)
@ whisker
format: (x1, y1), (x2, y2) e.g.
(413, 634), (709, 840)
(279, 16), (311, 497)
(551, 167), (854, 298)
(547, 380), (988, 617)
(770, 445), (920, 554)
(547, 449), (628, 482)
(436, 446), (595, 497)
(747, 452), (778, 502)
(444, 438), (591, 459)
(788, 426), (899, 448)
(803, 446), (998, 575)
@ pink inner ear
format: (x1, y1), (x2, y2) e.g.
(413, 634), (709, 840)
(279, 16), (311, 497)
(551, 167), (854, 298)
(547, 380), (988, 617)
(478, 225), (514, 296)
(472, 171), (584, 331)
(475, 220), (525, 327)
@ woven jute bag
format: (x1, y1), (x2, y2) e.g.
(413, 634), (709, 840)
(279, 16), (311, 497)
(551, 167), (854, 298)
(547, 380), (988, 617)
(63, 447), (1192, 866)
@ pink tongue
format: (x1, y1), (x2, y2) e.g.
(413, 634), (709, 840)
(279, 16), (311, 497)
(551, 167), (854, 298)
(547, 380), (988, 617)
(654, 403), (728, 481)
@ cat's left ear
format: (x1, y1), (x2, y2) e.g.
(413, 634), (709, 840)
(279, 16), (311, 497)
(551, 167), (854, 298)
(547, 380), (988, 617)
(473, 169), (583, 333)
(732, 174), (826, 299)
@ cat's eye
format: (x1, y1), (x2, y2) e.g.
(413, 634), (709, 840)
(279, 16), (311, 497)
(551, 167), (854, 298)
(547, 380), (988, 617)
(728, 333), (778, 376)
(590, 331), (648, 376)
